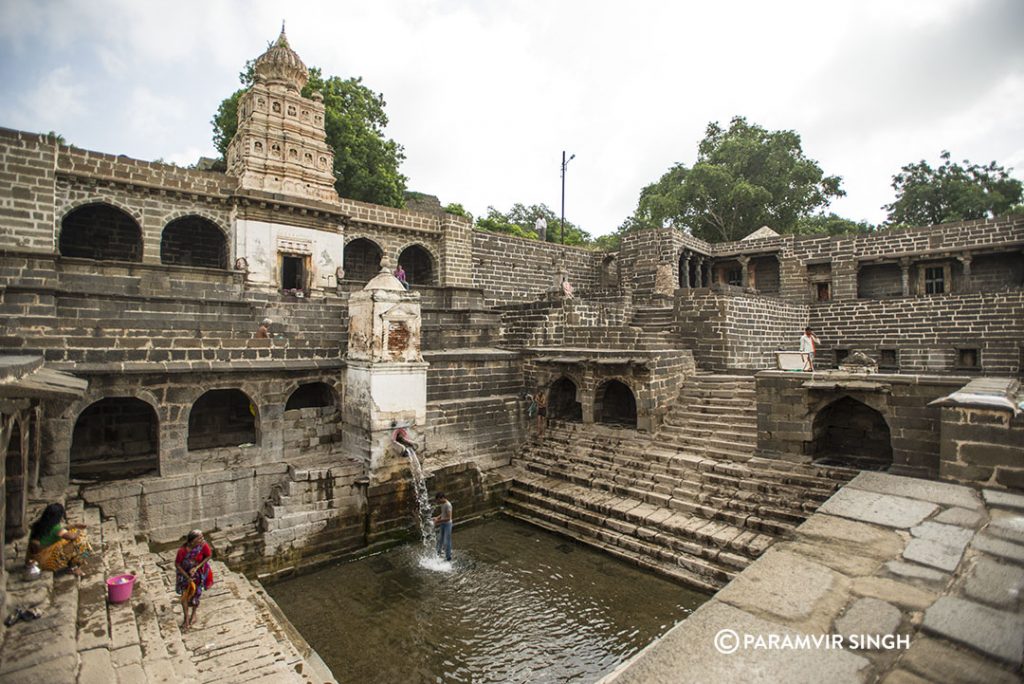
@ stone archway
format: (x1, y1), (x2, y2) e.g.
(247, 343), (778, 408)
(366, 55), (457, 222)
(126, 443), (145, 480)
(71, 398), (160, 480)
(188, 389), (258, 451)
(397, 244), (435, 286)
(161, 216), (228, 269)
(595, 380), (637, 428)
(810, 396), (892, 470)
(285, 382), (336, 411)
(548, 377), (582, 422)
(60, 203), (143, 262)
(343, 238), (383, 281)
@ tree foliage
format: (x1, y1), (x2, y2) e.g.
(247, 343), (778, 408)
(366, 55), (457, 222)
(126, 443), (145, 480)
(622, 116), (846, 242)
(475, 203), (594, 246)
(794, 213), (875, 236)
(884, 151), (1023, 227)
(211, 61), (407, 207)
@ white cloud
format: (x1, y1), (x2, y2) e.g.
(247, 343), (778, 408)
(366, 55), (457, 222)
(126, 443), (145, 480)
(4, 66), (88, 132)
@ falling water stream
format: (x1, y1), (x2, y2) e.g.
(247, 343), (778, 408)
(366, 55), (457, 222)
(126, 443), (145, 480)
(404, 448), (446, 570)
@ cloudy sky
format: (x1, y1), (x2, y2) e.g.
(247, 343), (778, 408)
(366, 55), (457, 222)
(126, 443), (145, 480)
(1, 0), (1021, 236)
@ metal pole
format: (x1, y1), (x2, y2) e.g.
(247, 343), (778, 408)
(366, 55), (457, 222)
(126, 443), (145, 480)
(560, 150), (566, 244)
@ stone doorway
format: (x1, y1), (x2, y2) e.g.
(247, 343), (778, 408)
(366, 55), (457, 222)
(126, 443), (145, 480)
(548, 377), (582, 422)
(595, 380), (637, 428)
(809, 396), (893, 470)
(71, 398), (160, 480)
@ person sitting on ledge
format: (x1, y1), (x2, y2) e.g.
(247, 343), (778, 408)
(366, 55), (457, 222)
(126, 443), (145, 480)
(26, 503), (91, 577)
(255, 318), (272, 339)
(394, 263), (409, 290)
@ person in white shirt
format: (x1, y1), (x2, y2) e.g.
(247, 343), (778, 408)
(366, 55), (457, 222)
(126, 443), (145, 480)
(799, 327), (820, 370)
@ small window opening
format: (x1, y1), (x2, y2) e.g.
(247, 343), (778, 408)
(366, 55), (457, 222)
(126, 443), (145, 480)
(955, 348), (980, 369)
(834, 348), (850, 367)
(726, 268), (742, 286)
(816, 282), (831, 301)
(879, 349), (898, 370)
(925, 266), (945, 294)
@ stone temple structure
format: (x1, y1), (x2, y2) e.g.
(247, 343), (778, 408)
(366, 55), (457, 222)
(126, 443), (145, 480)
(0, 29), (1022, 683)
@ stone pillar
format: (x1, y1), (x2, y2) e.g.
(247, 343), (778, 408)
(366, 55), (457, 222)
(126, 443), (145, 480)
(702, 258), (711, 287)
(738, 255), (750, 290)
(958, 252), (972, 293)
(899, 258), (912, 296)
(343, 265), (429, 481)
(695, 256), (705, 287)
(680, 252), (691, 289)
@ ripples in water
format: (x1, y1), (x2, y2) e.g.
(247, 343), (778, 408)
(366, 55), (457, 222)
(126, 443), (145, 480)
(266, 516), (708, 683)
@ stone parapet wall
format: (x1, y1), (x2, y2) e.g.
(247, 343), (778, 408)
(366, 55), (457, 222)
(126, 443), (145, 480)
(499, 296), (631, 349)
(808, 291), (1024, 375)
(674, 290), (809, 371)
(472, 231), (604, 306)
(934, 378), (1024, 489)
(0, 129), (59, 253)
(425, 350), (523, 402)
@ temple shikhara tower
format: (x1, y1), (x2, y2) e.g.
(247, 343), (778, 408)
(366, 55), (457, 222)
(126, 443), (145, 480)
(227, 26), (338, 204)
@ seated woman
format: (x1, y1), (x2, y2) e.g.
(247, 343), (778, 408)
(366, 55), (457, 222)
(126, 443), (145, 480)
(26, 503), (91, 577)
(175, 529), (214, 631)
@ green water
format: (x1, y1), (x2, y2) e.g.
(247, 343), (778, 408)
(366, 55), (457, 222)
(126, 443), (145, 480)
(266, 516), (708, 683)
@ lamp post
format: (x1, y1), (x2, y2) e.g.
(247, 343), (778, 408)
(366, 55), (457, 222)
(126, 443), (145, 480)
(560, 150), (575, 244)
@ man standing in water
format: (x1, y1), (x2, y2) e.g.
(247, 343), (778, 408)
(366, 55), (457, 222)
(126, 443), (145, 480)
(433, 493), (453, 561)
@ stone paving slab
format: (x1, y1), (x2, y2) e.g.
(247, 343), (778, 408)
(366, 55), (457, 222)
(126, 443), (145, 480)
(963, 557), (1024, 610)
(987, 515), (1024, 545)
(934, 506), (986, 528)
(902, 538), (965, 572)
(922, 596), (1024, 665)
(818, 488), (938, 529)
(849, 472), (982, 510)
(850, 576), (937, 612)
(883, 560), (949, 586)
(603, 601), (871, 684)
(898, 636), (1020, 684)
(983, 489), (1024, 512)
(910, 521), (975, 549)
(971, 533), (1024, 564)
(834, 597), (902, 645)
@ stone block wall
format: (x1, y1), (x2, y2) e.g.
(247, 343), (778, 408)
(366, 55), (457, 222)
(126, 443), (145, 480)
(282, 405), (343, 458)
(935, 378), (1024, 489)
(674, 290), (809, 371)
(472, 232), (604, 306)
(499, 296), (631, 349)
(425, 350), (523, 402)
(756, 371), (968, 478)
(0, 129), (58, 252)
(809, 291), (1024, 375)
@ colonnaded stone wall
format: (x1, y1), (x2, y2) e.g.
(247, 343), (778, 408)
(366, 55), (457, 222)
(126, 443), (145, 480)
(674, 290), (809, 371)
(472, 231), (605, 306)
(809, 291), (1024, 375)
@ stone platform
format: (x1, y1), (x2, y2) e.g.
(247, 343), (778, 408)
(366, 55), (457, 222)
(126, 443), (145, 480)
(0, 500), (335, 683)
(604, 472), (1024, 683)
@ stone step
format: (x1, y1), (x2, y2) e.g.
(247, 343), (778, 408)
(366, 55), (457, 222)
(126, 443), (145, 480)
(503, 500), (729, 593)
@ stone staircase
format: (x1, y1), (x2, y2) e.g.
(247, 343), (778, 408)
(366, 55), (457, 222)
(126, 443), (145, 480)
(506, 375), (857, 592)
(655, 373), (758, 462)
(628, 305), (675, 333)
(1, 497), (330, 683)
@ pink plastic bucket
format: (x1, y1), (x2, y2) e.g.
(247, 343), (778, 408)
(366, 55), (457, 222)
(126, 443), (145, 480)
(106, 573), (137, 603)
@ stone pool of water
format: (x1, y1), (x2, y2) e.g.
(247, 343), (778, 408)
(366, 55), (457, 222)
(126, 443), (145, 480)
(266, 516), (708, 683)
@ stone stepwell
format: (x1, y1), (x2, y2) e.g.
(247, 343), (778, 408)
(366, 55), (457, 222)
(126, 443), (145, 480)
(506, 375), (857, 592)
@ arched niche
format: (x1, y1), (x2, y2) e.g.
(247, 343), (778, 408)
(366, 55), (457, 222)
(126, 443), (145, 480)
(548, 377), (583, 422)
(343, 238), (383, 281)
(161, 216), (228, 269)
(809, 396), (892, 470)
(60, 203), (143, 262)
(188, 389), (258, 451)
(595, 380), (637, 428)
(397, 244), (436, 286)
(285, 382), (336, 411)
(70, 397), (160, 480)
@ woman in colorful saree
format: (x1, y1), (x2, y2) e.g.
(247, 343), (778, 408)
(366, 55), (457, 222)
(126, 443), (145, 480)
(174, 529), (214, 631)
(26, 503), (91, 576)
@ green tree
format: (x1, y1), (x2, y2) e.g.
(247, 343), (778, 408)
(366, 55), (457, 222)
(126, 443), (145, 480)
(211, 62), (407, 207)
(794, 213), (875, 236)
(442, 203), (473, 222)
(622, 116), (845, 242)
(884, 151), (1023, 226)
(474, 203), (593, 246)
